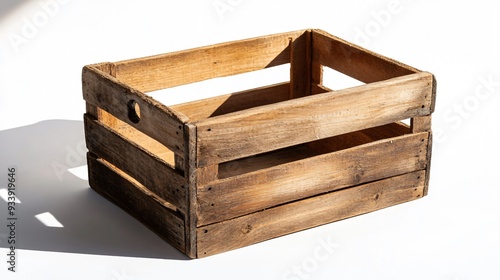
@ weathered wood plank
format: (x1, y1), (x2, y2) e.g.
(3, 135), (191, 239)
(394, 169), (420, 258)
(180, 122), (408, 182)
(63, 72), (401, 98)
(411, 115), (432, 133)
(197, 170), (425, 257)
(112, 30), (306, 93)
(171, 82), (290, 122)
(84, 114), (187, 212)
(197, 132), (429, 226)
(312, 29), (418, 83)
(82, 65), (187, 154)
(290, 30), (311, 98)
(96, 108), (182, 171)
(87, 153), (186, 253)
(195, 72), (434, 167)
(185, 123), (198, 258)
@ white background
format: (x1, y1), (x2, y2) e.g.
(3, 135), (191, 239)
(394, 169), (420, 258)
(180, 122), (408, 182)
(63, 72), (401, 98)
(1, 0), (499, 279)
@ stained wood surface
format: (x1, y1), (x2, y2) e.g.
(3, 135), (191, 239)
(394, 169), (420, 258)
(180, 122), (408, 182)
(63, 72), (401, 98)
(197, 170), (425, 257)
(185, 123), (198, 258)
(111, 30), (305, 93)
(85, 114), (187, 212)
(312, 29), (418, 83)
(195, 72), (434, 167)
(197, 132), (429, 226)
(87, 153), (186, 253)
(290, 30), (311, 99)
(82, 65), (187, 154)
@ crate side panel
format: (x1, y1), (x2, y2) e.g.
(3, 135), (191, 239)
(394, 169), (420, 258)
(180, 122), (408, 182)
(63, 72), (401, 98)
(196, 72), (434, 167)
(113, 30), (306, 93)
(197, 170), (425, 257)
(84, 115), (187, 212)
(312, 29), (418, 83)
(197, 132), (429, 226)
(82, 66), (186, 153)
(171, 82), (291, 122)
(87, 153), (186, 253)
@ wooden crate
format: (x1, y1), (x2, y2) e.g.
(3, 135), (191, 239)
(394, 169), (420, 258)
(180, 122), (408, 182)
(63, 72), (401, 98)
(82, 29), (436, 258)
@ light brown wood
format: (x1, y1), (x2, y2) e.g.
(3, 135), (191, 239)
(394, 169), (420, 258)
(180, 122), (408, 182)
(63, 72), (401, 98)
(82, 65), (188, 154)
(197, 132), (428, 226)
(197, 170), (425, 257)
(85, 114), (187, 212)
(312, 29), (419, 83)
(97, 108), (181, 171)
(87, 153), (186, 253)
(195, 72), (434, 167)
(411, 115), (432, 133)
(171, 82), (290, 122)
(112, 30), (305, 93)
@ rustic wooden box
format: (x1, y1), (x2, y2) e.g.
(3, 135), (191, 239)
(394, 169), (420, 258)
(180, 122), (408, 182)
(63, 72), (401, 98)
(82, 29), (436, 258)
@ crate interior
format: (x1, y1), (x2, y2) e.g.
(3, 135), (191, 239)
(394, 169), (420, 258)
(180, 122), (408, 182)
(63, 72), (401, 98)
(91, 28), (419, 178)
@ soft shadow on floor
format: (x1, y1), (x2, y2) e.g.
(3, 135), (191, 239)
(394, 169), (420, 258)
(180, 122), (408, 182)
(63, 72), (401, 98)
(0, 120), (188, 260)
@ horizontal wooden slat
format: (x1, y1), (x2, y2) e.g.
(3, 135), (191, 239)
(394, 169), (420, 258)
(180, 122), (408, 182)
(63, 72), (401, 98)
(216, 122), (409, 179)
(197, 170), (425, 257)
(84, 114), (187, 211)
(312, 29), (418, 83)
(197, 132), (429, 226)
(82, 65), (187, 153)
(195, 72), (434, 167)
(171, 82), (291, 122)
(112, 30), (306, 93)
(87, 153), (186, 253)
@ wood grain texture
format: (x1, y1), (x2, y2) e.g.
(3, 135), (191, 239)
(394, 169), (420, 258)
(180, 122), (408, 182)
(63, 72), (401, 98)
(171, 82), (290, 122)
(196, 132), (428, 226)
(112, 30), (306, 93)
(87, 153), (186, 253)
(82, 65), (187, 154)
(85, 114), (187, 212)
(423, 132), (433, 196)
(290, 30), (311, 99)
(195, 72), (434, 167)
(185, 123), (198, 258)
(197, 170), (425, 257)
(312, 29), (418, 83)
(97, 108), (182, 171)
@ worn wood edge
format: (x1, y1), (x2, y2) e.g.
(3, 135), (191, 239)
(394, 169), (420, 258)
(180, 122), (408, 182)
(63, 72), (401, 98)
(423, 131), (433, 196)
(197, 170), (426, 257)
(87, 152), (186, 254)
(82, 65), (189, 152)
(113, 30), (308, 92)
(311, 29), (419, 83)
(411, 115), (432, 133)
(171, 82), (291, 122)
(196, 132), (429, 226)
(185, 123), (198, 258)
(84, 114), (187, 212)
(195, 72), (434, 167)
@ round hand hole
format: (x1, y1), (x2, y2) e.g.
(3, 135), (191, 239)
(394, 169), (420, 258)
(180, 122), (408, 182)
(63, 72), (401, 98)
(127, 100), (141, 123)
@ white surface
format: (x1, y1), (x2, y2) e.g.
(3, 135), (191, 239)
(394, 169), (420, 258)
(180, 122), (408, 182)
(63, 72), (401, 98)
(1, 0), (499, 279)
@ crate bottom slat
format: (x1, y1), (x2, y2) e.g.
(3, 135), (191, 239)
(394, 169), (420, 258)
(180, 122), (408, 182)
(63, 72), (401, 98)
(196, 170), (426, 257)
